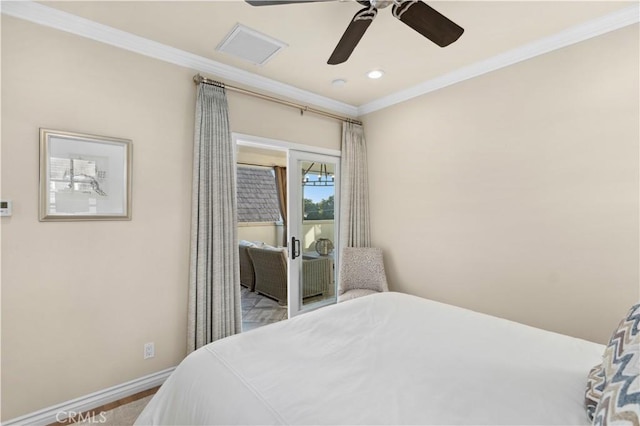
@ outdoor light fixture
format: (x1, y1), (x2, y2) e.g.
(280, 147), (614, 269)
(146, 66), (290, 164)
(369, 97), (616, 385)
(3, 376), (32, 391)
(302, 163), (334, 187)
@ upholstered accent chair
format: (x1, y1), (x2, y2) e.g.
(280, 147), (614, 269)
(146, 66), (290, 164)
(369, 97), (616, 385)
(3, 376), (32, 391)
(338, 247), (389, 302)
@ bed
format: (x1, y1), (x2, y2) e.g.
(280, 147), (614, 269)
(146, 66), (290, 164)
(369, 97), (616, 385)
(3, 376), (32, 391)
(135, 292), (607, 425)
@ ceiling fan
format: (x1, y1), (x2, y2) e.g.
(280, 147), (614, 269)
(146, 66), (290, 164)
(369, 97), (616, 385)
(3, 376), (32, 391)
(245, 0), (464, 65)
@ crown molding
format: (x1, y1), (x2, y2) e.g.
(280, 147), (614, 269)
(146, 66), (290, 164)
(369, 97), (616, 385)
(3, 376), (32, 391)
(2, 1), (638, 119)
(0, 0), (359, 117)
(358, 3), (640, 116)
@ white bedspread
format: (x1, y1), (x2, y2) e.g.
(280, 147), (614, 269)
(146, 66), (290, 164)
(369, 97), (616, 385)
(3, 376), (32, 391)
(136, 292), (604, 425)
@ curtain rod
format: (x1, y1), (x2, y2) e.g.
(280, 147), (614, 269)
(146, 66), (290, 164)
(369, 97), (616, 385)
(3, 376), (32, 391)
(193, 74), (362, 126)
(237, 161), (283, 168)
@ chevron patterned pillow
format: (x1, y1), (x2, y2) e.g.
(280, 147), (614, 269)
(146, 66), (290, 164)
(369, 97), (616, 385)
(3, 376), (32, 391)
(585, 363), (606, 421)
(593, 303), (639, 426)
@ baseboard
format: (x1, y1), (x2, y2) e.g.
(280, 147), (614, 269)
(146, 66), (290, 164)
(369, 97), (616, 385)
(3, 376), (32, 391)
(2, 367), (175, 426)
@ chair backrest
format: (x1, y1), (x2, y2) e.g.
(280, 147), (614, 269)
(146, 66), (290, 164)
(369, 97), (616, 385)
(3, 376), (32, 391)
(247, 247), (288, 304)
(239, 245), (256, 291)
(338, 247), (389, 295)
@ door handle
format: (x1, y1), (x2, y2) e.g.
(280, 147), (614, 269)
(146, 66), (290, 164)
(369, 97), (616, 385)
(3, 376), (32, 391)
(291, 237), (301, 260)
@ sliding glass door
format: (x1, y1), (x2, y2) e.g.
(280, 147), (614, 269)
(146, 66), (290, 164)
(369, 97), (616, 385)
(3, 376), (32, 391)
(287, 150), (340, 317)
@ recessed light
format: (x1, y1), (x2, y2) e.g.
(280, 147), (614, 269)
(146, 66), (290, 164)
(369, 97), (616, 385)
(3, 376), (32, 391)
(367, 69), (384, 79)
(331, 79), (347, 87)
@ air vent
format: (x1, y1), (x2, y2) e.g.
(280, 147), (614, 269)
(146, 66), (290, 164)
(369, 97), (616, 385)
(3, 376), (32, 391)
(216, 24), (288, 66)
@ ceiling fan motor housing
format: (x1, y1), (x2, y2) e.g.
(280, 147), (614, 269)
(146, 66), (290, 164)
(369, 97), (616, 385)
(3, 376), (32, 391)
(370, 0), (394, 9)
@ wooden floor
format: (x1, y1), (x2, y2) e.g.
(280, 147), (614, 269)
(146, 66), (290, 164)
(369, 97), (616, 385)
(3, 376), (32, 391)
(49, 387), (159, 425)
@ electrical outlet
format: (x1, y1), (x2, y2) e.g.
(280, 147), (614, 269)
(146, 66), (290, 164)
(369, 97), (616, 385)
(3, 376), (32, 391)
(144, 342), (155, 359)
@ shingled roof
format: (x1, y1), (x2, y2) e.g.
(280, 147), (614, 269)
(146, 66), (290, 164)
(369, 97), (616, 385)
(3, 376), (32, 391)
(237, 166), (281, 223)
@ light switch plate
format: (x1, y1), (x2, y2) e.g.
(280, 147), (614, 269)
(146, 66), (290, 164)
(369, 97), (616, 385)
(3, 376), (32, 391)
(0, 200), (12, 216)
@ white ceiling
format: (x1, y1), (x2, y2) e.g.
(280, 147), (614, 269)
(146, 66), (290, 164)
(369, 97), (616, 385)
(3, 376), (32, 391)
(12, 1), (640, 114)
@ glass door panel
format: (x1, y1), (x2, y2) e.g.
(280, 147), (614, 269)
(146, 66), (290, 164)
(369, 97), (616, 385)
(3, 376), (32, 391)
(287, 151), (340, 317)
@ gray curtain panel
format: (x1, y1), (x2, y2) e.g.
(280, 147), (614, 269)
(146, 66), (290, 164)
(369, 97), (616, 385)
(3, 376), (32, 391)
(187, 83), (241, 353)
(339, 122), (371, 249)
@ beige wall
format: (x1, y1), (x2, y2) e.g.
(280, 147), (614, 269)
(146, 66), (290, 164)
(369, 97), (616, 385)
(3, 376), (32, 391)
(303, 221), (335, 252)
(364, 24), (639, 344)
(237, 221), (336, 253)
(238, 223), (282, 247)
(0, 16), (340, 420)
(2, 9), (637, 422)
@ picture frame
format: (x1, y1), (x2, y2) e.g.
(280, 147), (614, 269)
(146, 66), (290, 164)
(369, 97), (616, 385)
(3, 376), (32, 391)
(39, 129), (132, 221)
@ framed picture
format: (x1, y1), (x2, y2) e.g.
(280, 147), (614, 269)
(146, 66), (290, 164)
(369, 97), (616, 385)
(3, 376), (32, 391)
(39, 129), (132, 221)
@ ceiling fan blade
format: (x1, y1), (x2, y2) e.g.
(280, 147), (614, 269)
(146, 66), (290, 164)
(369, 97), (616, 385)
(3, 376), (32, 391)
(328, 7), (377, 65)
(245, 0), (334, 6)
(392, 1), (464, 47)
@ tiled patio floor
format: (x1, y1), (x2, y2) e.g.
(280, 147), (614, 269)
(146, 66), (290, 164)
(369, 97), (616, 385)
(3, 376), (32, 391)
(241, 286), (288, 332)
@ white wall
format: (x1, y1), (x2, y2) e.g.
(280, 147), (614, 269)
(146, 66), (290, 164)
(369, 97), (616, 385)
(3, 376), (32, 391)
(363, 24), (639, 344)
(0, 16), (341, 421)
